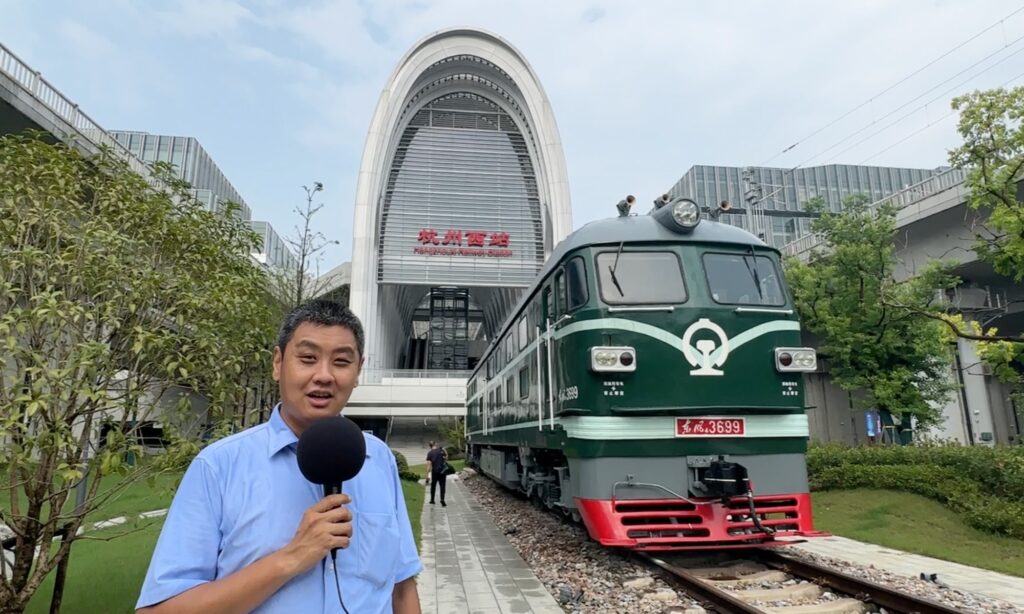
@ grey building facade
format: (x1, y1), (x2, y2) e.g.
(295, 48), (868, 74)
(667, 164), (965, 247)
(250, 220), (298, 273)
(109, 131), (252, 222)
(110, 130), (298, 273)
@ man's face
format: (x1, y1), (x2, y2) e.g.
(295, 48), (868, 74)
(273, 322), (362, 434)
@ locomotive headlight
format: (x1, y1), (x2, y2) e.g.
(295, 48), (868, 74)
(671, 199), (701, 228)
(774, 347), (817, 372)
(590, 346), (636, 372)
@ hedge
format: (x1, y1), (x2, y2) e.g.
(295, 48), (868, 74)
(391, 449), (423, 482)
(808, 443), (1024, 539)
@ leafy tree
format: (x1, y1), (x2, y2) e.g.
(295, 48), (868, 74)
(437, 417), (466, 459)
(950, 86), (1024, 281)
(784, 195), (956, 431)
(938, 86), (1024, 403)
(0, 134), (278, 613)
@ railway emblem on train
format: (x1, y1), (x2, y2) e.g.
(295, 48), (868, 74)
(682, 318), (730, 376)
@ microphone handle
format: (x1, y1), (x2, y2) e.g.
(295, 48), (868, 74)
(324, 482), (343, 561)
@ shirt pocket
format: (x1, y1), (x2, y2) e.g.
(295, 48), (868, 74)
(353, 511), (399, 587)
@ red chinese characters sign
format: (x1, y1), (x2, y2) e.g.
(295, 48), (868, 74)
(675, 417), (746, 437)
(415, 229), (512, 257)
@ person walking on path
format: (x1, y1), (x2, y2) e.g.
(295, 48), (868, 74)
(425, 442), (448, 507)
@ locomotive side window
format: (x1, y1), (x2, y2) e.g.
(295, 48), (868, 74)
(565, 256), (589, 311)
(555, 270), (567, 315)
(595, 251), (687, 305)
(703, 253), (786, 306)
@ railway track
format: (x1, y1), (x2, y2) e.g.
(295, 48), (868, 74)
(638, 550), (965, 614)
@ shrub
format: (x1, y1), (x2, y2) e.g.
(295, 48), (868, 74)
(391, 449), (422, 482)
(808, 443), (1024, 539)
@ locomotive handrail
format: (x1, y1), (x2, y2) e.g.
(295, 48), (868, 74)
(611, 479), (717, 506)
(607, 305), (675, 312)
(733, 307), (794, 315)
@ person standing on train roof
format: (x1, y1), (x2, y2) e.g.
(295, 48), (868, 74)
(135, 300), (422, 614)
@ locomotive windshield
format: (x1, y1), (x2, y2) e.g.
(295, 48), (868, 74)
(596, 251), (687, 305)
(703, 252), (786, 306)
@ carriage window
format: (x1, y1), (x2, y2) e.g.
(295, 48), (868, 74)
(565, 257), (589, 311)
(596, 252), (687, 305)
(703, 253), (785, 306)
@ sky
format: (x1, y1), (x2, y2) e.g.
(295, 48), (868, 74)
(2, 0), (1023, 271)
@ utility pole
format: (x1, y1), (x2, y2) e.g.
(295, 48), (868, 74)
(742, 167), (769, 244)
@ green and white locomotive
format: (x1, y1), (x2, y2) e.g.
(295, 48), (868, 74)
(465, 195), (824, 550)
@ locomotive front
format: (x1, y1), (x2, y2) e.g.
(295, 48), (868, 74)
(559, 196), (825, 550)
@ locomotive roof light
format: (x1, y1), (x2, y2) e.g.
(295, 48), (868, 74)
(652, 196), (701, 233)
(616, 195), (636, 217)
(774, 347), (817, 372)
(590, 346), (636, 373)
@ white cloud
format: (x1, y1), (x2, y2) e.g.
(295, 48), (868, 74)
(11, 0), (1024, 267)
(229, 43), (321, 81)
(57, 20), (118, 59)
(157, 0), (255, 37)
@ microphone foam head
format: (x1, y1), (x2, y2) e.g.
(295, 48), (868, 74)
(296, 415), (367, 486)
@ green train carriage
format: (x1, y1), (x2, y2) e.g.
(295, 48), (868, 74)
(465, 196), (824, 550)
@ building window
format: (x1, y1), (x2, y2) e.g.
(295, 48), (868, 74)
(519, 366), (530, 399)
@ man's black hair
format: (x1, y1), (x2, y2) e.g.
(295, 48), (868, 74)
(276, 300), (365, 358)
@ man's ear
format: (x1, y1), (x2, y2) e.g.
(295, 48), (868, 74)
(272, 346), (283, 382)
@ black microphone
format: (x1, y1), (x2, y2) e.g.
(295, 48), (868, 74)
(296, 415), (366, 560)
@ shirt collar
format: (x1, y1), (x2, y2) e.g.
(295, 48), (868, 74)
(267, 404), (299, 458)
(266, 404), (372, 459)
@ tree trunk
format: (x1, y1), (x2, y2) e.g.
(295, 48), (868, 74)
(47, 525), (73, 614)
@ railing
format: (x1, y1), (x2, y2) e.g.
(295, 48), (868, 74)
(359, 369), (471, 384)
(0, 41), (152, 179)
(781, 167), (967, 258)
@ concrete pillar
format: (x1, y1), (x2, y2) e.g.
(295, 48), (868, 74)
(956, 337), (997, 446)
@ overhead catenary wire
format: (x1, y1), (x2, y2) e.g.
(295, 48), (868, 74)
(746, 32), (1024, 209)
(858, 67), (1024, 164)
(802, 35), (1024, 167)
(759, 4), (1024, 166)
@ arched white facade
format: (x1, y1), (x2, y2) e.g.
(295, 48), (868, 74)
(350, 28), (572, 370)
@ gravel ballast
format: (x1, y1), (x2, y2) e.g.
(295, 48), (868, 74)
(459, 468), (1024, 614)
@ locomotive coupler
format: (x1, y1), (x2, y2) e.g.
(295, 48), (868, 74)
(703, 456), (776, 537)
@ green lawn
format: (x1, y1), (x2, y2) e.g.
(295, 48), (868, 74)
(812, 489), (1024, 577)
(2, 468), (183, 525)
(402, 478), (426, 550)
(18, 467), (450, 612)
(25, 522), (164, 614)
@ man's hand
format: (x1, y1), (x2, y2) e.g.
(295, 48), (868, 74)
(279, 494), (353, 574)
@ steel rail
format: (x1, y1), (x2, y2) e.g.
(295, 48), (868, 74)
(757, 551), (964, 614)
(636, 552), (764, 614)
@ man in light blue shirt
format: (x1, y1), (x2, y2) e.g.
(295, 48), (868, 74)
(136, 301), (422, 613)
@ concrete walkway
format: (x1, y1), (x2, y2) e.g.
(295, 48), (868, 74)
(794, 535), (1024, 606)
(417, 477), (563, 614)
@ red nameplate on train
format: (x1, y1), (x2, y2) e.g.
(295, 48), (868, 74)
(675, 417), (746, 437)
